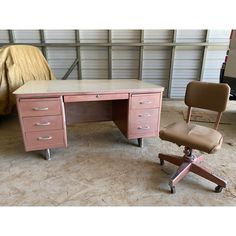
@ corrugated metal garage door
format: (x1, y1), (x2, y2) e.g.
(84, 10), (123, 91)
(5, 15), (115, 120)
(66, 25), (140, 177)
(81, 46), (108, 79)
(202, 30), (230, 84)
(171, 47), (202, 98)
(0, 29), (231, 98)
(0, 30), (9, 43)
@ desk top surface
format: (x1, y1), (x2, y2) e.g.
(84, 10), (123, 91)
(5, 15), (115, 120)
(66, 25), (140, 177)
(14, 79), (164, 96)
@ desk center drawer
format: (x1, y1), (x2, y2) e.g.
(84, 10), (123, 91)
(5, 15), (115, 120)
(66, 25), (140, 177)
(23, 115), (63, 132)
(64, 93), (129, 102)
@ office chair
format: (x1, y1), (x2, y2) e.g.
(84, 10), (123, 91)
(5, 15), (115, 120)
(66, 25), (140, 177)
(159, 81), (230, 194)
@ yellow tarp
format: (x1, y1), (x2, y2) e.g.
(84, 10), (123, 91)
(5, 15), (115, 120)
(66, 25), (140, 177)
(0, 45), (55, 115)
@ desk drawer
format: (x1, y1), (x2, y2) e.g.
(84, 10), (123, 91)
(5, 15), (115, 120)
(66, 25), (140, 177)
(129, 119), (158, 135)
(25, 130), (66, 151)
(128, 108), (159, 137)
(20, 98), (61, 117)
(23, 115), (63, 132)
(131, 93), (161, 109)
(129, 108), (159, 123)
(64, 93), (129, 102)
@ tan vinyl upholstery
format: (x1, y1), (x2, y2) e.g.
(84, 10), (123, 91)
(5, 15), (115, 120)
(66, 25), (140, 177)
(185, 81), (230, 112)
(159, 122), (223, 153)
(159, 81), (230, 154)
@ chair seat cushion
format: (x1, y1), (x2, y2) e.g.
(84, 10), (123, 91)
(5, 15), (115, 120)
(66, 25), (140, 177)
(159, 121), (223, 153)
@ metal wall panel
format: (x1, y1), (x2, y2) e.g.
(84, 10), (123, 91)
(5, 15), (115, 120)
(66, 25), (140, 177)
(202, 47), (228, 83)
(112, 30), (140, 43)
(174, 49), (202, 59)
(80, 47), (108, 59)
(143, 47), (172, 59)
(171, 48), (202, 98)
(81, 60), (108, 69)
(44, 30), (75, 43)
(53, 69), (77, 79)
(143, 60), (170, 69)
(142, 47), (171, 96)
(47, 47), (77, 79)
(80, 46), (108, 79)
(173, 69), (199, 79)
(142, 70), (169, 78)
(0, 30), (9, 43)
(14, 30), (41, 43)
(0, 29), (231, 99)
(80, 30), (108, 43)
(47, 47), (76, 59)
(208, 30), (231, 43)
(144, 30), (173, 42)
(203, 30), (230, 84)
(176, 30), (205, 42)
(112, 46), (139, 79)
(112, 47), (140, 59)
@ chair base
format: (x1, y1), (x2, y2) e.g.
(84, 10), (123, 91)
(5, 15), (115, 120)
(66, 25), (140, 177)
(158, 152), (227, 194)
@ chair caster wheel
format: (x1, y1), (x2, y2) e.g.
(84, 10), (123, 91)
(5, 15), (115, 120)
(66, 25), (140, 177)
(215, 185), (224, 193)
(170, 186), (176, 194)
(160, 159), (164, 166)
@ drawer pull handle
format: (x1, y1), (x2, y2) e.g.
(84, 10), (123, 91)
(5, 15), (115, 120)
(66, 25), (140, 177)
(139, 101), (152, 105)
(37, 136), (52, 141)
(138, 113), (151, 117)
(35, 122), (51, 126)
(138, 126), (150, 130)
(32, 107), (49, 111)
(96, 94), (101, 98)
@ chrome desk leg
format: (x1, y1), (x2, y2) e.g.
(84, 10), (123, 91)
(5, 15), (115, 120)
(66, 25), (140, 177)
(45, 148), (51, 160)
(138, 138), (144, 148)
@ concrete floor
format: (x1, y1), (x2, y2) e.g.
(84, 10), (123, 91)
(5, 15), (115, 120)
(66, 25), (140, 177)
(0, 100), (236, 206)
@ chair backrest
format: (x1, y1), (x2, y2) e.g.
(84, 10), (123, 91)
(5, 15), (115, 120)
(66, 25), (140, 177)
(185, 81), (230, 112)
(184, 81), (230, 130)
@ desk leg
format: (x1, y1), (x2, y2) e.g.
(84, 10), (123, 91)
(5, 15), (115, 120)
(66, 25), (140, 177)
(45, 149), (51, 161)
(137, 138), (144, 148)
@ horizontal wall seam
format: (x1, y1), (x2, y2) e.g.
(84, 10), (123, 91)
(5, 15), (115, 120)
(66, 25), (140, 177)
(0, 42), (229, 47)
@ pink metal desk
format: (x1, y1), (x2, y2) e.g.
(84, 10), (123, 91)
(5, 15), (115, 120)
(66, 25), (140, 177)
(14, 79), (164, 160)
